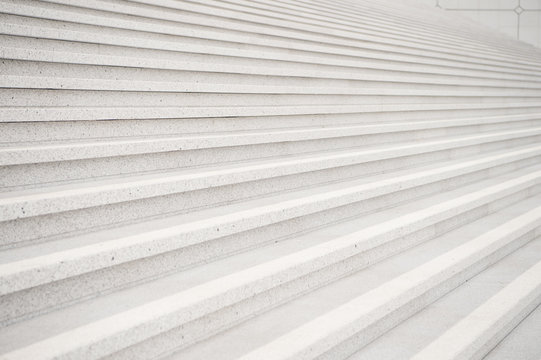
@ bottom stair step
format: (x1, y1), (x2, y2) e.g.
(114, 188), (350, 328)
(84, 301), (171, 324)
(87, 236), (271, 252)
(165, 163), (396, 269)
(352, 235), (541, 360)
(410, 257), (541, 360)
(168, 193), (541, 360)
(484, 303), (541, 360)
(0, 163), (539, 359)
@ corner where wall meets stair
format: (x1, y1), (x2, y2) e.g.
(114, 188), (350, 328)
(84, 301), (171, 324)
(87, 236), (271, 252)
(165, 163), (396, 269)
(1, 0), (541, 359)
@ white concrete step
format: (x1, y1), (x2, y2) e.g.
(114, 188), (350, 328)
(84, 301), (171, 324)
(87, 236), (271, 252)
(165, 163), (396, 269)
(7, 73), (541, 97)
(236, 0), (533, 58)
(410, 259), (541, 360)
(3, 158), (526, 325)
(1, 168), (539, 359)
(7, 102), (541, 123)
(1, 0), (540, 357)
(275, 0), (532, 63)
(1, 154), (539, 324)
(233, 202), (541, 360)
(2, 114), (540, 166)
(5, 57), (540, 91)
(13, 89), (532, 108)
(2, 120), (539, 188)
(2, 107), (540, 146)
(12, 0), (538, 74)
(484, 305), (541, 360)
(4, 38), (539, 88)
(171, 206), (541, 360)
(350, 225), (541, 360)
(199, 0), (541, 59)
(1, 6), (539, 82)
(2, 136), (540, 247)
(182, 0), (540, 69)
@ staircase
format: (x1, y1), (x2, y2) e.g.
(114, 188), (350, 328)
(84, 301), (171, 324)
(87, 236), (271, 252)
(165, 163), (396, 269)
(1, 0), (541, 359)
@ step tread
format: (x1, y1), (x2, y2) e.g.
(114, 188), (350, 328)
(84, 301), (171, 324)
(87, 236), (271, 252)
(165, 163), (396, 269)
(351, 235), (541, 359)
(2, 145), (539, 273)
(1, 0), (540, 357)
(6, 0), (541, 74)
(2, 112), (537, 147)
(410, 258), (541, 360)
(1, 129), (540, 222)
(3, 102), (541, 123)
(1, 169), (539, 356)
(233, 202), (541, 360)
(484, 304), (541, 360)
(1, 113), (538, 160)
(7, 73), (541, 95)
(176, 233), (541, 360)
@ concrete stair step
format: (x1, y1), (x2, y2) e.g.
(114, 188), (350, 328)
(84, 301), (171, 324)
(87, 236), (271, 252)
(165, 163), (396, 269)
(9, 122), (540, 187)
(4, 58), (541, 92)
(1, 5), (540, 82)
(4, 37), (539, 89)
(2, 136), (540, 247)
(202, 0), (541, 56)
(350, 222), (541, 359)
(7, 72), (541, 97)
(170, 195), (541, 360)
(1, 0), (540, 357)
(4, 103), (541, 123)
(3, 129), (540, 210)
(1, 162), (527, 328)
(2, 33), (539, 85)
(174, 0), (541, 63)
(231, 200), (541, 360)
(484, 304), (541, 360)
(410, 258), (541, 360)
(4, 89), (536, 111)
(16, 0), (539, 73)
(3, 108), (540, 144)
(1, 169), (539, 359)
(231, 0), (532, 57)
(239, 0), (536, 65)
(3, 115), (539, 164)
(1, 152), (540, 324)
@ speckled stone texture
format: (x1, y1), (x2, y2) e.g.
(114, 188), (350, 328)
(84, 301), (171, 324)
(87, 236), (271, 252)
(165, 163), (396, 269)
(1, 0), (541, 359)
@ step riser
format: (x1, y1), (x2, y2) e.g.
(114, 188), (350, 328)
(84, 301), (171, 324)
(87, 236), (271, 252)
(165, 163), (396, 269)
(3, 23), (539, 82)
(2, 140), (540, 247)
(3, 148), (540, 295)
(9, 104), (541, 123)
(217, 0), (530, 59)
(2, 172), (538, 331)
(6, 77), (541, 98)
(4, 130), (541, 223)
(0, 0), (508, 58)
(236, 198), (541, 360)
(109, 230), (541, 360)
(411, 261), (541, 360)
(5, 89), (538, 109)
(5, 117), (541, 160)
(2, 165), (540, 327)
(3, 122), (540, 186)
(469, 298), (541, 360)
(315, 231), (541, 360)
(3, 0), (521, 60)
(1, 0), (541, 357)
(5, 0), (533, 58)
(3, 109), (540, 142)
(125, 0), (534, 63)
(4, 1), (540, 79)
(5, 40), (538, 88)
(109, 0), (541, 73)
(4, 59), (541, 91)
